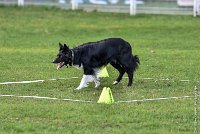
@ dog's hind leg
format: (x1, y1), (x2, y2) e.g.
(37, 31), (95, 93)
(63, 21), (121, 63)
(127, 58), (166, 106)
(125, 67), (133, 86)
(125, 55), (139, 86)
(118, 54), (137, 87)
(110, 61), (125, 85)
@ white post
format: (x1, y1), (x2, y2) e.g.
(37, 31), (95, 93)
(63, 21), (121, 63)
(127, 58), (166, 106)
(72, 0), (78, 10)
(18, 0), (24, 6)
(130, 0), (136, 15)
(194, 0), (200, 16)
(194, 0), (197, 17)
(197, 0), (200, 16)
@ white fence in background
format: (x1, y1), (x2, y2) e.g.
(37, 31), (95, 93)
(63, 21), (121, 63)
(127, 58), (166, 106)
(0, 0), (200, 16)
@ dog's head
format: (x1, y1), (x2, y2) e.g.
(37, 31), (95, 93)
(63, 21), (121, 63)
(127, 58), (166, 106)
(52, 43), (72, 70)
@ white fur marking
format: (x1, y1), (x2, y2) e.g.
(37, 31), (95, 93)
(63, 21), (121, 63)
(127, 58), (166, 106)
(76, 75), (94, 90)
(94, 80), (100, 88)
(93, 68), (100, 88)
(93, 76), (100, 88)
(76, 71), (101, 90)
(113, 81), (119, 85)
(93, 68), (100, 79)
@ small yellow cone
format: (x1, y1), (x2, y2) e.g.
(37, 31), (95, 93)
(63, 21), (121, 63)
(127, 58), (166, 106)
(99, 66), (109, 77)
(97, 87), (114, 104)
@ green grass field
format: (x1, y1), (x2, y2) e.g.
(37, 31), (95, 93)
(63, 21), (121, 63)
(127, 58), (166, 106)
(0, 5), (200, 134)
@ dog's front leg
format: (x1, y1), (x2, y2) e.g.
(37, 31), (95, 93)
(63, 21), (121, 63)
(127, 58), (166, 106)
(76, 75), (89, 90)
(93, 69), (100, 88)
(76, 75), (96, 90)
(76, 67), (100, 90)
(94, 76), (100, 88)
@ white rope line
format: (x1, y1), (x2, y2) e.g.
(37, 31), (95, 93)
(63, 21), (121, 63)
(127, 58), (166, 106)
(0, 94), (197, 103)
(124, 77), (197, 82)
(115, 96), (193, 103)
(0, 77), (79, 85)
(0, 80), (45, 85)
(0, 77), (198, 85)
(0, 94), (92, 103)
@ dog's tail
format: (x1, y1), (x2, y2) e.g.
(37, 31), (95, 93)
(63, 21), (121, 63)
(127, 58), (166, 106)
(133, 55), (140, 70)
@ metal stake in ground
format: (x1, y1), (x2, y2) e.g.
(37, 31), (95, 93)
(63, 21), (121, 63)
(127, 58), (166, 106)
(194, 86), (198, 134)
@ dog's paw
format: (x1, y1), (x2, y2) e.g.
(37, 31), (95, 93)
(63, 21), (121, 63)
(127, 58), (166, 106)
(75, 86), (84, 90)
(75, 87), (82, 90)
(75, 85), (88, 90)
(113, 81), (119, 85)
(95, 81), (100, 88)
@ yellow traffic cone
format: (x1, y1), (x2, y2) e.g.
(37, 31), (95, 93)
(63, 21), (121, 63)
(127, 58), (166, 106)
(97, 87), (114, 104)
(99, 66), (109, 77)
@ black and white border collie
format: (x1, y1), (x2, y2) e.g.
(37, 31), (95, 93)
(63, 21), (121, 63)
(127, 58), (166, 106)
(53, 38), (140, 90)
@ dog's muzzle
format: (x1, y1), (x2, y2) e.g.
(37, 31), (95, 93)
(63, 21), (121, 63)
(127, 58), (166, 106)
(52, 61), (65, 70)
(56, 62), (65, 70)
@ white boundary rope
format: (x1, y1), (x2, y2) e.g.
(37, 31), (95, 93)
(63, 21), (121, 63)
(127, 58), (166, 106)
(0, 77), (198, 85)
(0, 80), (45, 85)
(0, 94), (92, 103)
(0, 77), (79, 85)
(116, 96), (195, 103)
(0, 94), (197, 103)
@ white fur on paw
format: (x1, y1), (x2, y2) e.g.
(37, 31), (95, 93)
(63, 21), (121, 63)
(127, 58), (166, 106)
(75, 87), (82, 90)
(113, 81), (119, 85)
(95, 81), (100, 88)
(75, 84), (88, 90)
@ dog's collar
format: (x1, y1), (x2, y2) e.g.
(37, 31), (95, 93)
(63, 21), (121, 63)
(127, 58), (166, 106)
(71, 49), (74, 65)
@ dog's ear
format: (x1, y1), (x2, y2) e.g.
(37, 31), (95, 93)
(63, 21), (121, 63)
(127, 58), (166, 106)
(63, 44), (69, 51)
(59, 42), (63, 50)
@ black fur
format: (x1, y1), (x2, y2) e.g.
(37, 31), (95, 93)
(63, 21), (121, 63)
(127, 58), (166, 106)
(53, 38), (140, 86)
